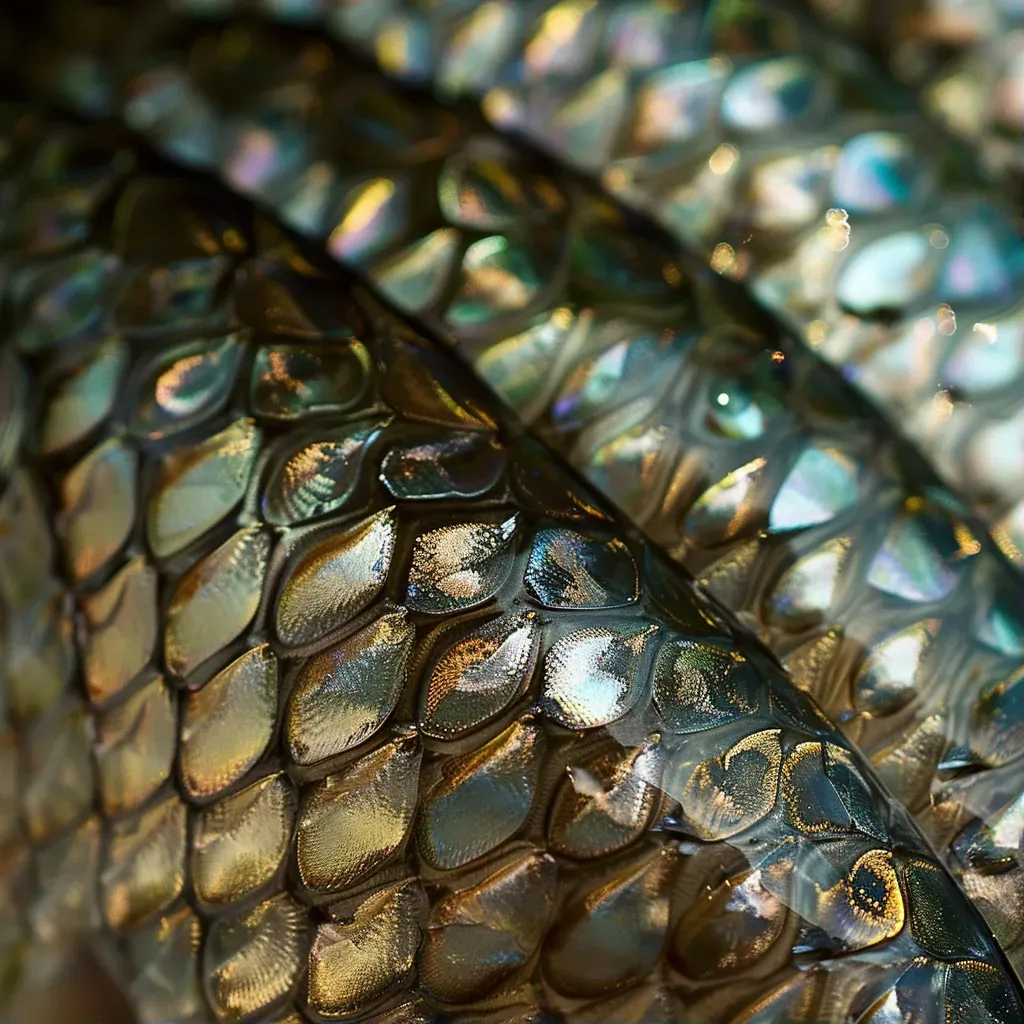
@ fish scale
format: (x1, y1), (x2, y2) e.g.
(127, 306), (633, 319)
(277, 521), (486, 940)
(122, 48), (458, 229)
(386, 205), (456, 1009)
(0, 2), (1023, 1022)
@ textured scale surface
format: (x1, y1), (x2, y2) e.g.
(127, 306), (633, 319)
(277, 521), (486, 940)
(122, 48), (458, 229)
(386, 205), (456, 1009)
(30, 2), (1023, 988)
(0, 110), (1021, 1023)
(0, 1), (1023, 1022)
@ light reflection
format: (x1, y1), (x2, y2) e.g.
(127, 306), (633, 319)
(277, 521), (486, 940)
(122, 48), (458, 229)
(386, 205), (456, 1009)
(709, 143), (738, 175)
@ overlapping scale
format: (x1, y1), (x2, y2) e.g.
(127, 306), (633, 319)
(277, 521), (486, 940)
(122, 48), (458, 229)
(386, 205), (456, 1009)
(263, 421), (384, 525)
(147, 418), (261, 558)
(203, 894), (305, 1021)
(180, 644), (279, 799)
(165, 526), (271, 678)
(275, 510), (395, 646)
(101, 795), (187, 931)
(653, 639), (759, 734)
(405, 515), (518, 614)
(677, 728), (784, 840)
(548, 738), (665, 859)
(12, 249), (120, 353)
(419, 852), (556, 1003)
(23, 700), (95, 843)
(307, 880), (426, 1019)
(371, 228), (461, 314)
(541, 623), (658, 730)
(671, 859), (789, 982)
(380, 430), (505, 501)
(250, 340), (372, 420)
(1, 60), (1023, 1024)
(131, 334), (243, 439)
(417, 716), (545, 870)
(524, 527), (638, 609)
(40, 336), (128, 454)
(286, 610), (414, 765)
(418, 610), (539, 739)
(327, 175), (409, 265)
(2, 585), (75, 720)
(94, 676), (176, 816)
(192, 773), (296, 908)
(81, 557), (159, 704)
(126, 907), (204, 1024)
(296, 733), (421, 893)
(60, 437), (138, 581)
(544, 846), (677, 999)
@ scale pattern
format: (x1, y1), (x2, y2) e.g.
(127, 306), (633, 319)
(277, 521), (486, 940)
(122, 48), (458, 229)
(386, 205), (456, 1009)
(80, 0), (1020, 572)
(0, 106), (1022, 1023)
(804, 0), (1023, 181)
(25, 8), (1024, 979)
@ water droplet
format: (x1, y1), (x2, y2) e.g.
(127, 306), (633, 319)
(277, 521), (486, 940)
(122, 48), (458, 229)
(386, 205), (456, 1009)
(704, 378), (779, 440)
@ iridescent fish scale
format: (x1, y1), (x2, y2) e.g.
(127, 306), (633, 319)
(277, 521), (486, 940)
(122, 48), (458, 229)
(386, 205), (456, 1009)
(0, 13), (1022, 1023)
